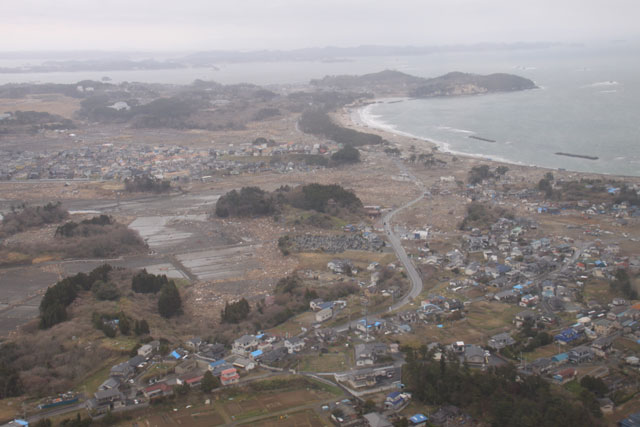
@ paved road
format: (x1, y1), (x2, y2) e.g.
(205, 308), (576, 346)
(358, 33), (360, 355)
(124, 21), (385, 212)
(384, 194), (425, 312)
(334, 160), (426, 331)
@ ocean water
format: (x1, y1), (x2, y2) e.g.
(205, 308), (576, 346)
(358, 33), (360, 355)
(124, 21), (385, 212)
(1, 44), (639, 176)
(358, 45), (640, 177)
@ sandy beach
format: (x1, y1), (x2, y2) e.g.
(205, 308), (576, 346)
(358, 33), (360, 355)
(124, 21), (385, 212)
(333, 101), (640, 186)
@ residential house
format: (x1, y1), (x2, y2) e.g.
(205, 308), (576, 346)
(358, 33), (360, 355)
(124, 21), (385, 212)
(553, 368), (577, 384)
(220, 368), (240, 386)
(109, 362), (133, 378)
(232, 335), (258, 356)
(179, 372), (204, 388)
(208, 359), (233, 376)
(232, 356), (255, 371)
(591, 336), (614, 357)
(363, 412), (393, 427)
(527, 357), (553, 375)
(128, 355), (146, 369)
(568, 346), (593, 364)
(597, 398), (614, 415)
(551, 353), (569, 365)
(488, 332), (516, 350)
(356, 318), (386, 334)
(144, 383), (173, 400)
(315, 328), (337, 344)
(284, 337), (305, 353)
(463, 345), (489, 367)
(554, 328), (580, 345)
(494, 289), (517, 302)
(260, 347), (289, 365)
(175, 359), (199, 375)
(384, 391), (411, 411)
(444, 298), (463, 311)
(94, 388), (124, 408)
(335, 366), (394, 389)
(315, 307), (333, 323)
(520, 294), (539, 307)
(137, 344), (154, 358)
(429, 406), (463, 426)
(408, 413), (429, 426)
(197, 343), (226, 361)
(594, 318), (615, 336)
(309, 299), (325, 311)
(327, 259), (353, 274)
(185, 337), (203, 352)
(98, 377), (120, 391)
(619, 412), (640, 427)
(355, 343), (388, 366)
(1, 420), (29, 427)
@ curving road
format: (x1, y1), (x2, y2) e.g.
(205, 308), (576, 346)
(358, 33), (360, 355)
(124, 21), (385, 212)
(334, 160), (426, 331)
(384, 194), (425, 312)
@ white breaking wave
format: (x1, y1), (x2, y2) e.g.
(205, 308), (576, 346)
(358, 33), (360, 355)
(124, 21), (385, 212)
(437, 126), (474, 134)
(357, 103), (526, 167)
(582, 81), (619, 88)
(599, 90), (617, 94)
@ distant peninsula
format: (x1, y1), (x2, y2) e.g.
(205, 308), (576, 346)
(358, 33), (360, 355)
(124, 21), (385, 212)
(311, 69), (537, 97)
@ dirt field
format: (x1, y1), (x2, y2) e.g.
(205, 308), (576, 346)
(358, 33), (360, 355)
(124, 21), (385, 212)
(248, 409), (326, 427)
(121, 386), (335, 427)
(0, 94), (82, 119)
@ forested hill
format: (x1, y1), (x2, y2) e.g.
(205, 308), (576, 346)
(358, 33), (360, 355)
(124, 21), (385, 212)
(411, 71), (537, 97)
(310, 69), (536, 97)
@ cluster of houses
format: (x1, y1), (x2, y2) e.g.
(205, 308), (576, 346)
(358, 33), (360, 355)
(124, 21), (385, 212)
(0, 137), (341, 181)
(83, 331), (311, 416)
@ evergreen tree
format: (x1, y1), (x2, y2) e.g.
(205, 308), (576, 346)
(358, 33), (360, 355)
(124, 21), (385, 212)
(139, 319), (150, 334)
(158, 281), (182, 318)
(118, 313), (130, 335)
(221, 298), (250, 323)
(201, 370), (220, 393)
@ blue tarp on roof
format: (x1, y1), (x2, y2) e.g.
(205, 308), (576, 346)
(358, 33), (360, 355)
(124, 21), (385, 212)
(619, 411), (640, 427)
(387, 391), (401, 399)
(409, 413), (428, 423)
(170, 351), (181, 359)
(250, 349), (263, 358)
(552, 353), (568, 362)
(14, 420), (29, 426)
(555, 328), (579, 343)
(255, 333), (264, 339)
(209, 359), (226, 368)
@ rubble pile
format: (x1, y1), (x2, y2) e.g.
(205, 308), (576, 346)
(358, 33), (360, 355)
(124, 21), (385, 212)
(289, 233), (384, 253)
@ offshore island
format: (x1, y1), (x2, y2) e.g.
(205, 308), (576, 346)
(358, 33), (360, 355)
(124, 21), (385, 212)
(0, 69), (638, 427)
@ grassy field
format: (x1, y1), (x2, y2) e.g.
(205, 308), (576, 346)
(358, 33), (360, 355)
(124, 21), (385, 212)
(121, 376), (341, 426)
(522, 343), (562, 362)
(0, 398), (23, 424)
(299, 347), (353, 373)
(295, 250), (396, 272)
(393, 301), (522, 347)
(583, 278), (616, 304)
(76, 354), (127, 394)
(464, 301), (522, 333)
(244, 408), (326, 426)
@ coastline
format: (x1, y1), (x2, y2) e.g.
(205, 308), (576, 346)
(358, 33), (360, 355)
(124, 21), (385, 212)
(336, 100), (640, 183)
(344, 99), (534, 167)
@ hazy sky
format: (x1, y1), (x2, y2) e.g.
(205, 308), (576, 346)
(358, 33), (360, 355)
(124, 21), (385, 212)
(1, 0), (639, 52)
